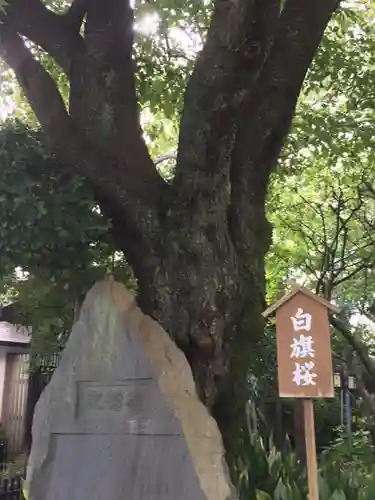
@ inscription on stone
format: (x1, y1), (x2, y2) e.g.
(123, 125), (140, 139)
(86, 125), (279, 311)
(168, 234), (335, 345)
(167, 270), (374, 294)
(77, 381), (151, 419)
(85, 387), (124, 412)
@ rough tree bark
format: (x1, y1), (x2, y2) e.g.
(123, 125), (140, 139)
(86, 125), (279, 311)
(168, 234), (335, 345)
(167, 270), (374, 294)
(0, 0), (340, 462)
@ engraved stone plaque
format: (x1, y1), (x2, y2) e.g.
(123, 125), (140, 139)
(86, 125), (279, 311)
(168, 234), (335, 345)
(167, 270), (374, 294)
(27, 281), (234, 500)
(52, 379), (182, 435)
(82, 385), (125, 412)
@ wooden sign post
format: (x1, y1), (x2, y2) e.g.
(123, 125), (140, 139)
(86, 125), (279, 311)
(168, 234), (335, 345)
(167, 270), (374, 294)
(263, 285), (340, 500)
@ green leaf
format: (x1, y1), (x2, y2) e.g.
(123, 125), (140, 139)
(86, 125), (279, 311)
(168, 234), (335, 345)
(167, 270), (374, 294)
(21, 479), (29, 500)
(256, 491), (273, 500)
(330, 490), (348, 500)
(318, 473), (332, 499)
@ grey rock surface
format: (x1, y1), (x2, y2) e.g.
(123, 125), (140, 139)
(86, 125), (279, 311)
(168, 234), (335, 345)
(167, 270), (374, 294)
(26, 280), (235, 500)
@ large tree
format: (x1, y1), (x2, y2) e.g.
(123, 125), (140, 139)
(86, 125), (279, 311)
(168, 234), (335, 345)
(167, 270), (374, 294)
(0, 0), (341, 458)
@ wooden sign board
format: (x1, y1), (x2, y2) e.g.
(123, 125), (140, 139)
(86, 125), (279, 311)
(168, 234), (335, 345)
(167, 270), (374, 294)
(263, 285), (339, 500)
(263, 286), (338, 399)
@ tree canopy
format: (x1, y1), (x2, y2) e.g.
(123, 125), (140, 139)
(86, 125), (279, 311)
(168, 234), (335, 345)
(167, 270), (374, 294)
(0, 0), (373, 463)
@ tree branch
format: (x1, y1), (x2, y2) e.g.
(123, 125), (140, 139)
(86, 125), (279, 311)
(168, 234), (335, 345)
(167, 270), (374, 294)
(66, 0), (89, 33)
(333, 225), (348, 279)
(334, 262), (371, 287)
(0, 27), (69, 139)
(281, 217), (325, 256)
(330, 315), (375, 377)
(0, 26), (164, 209)
(2, 0), (83, 73)
(174, 0), (280, 202)
(231, 0), (340, 204)
(70, 0), (157, 182)
(327, 187), (343, 275)
(223, 0), (340, 273)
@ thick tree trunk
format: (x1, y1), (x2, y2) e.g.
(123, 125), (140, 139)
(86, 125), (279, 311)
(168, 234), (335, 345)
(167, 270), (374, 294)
(112, 193), (271, 461)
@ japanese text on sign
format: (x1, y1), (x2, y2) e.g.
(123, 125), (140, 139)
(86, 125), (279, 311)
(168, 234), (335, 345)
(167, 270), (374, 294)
(267, 286), (336, 399)
(290, 309), (316, 387)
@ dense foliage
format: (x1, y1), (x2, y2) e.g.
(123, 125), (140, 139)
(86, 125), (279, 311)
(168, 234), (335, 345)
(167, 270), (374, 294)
(0, 2), (373, 352)
(235, 426), (375, 499)
(267, 6), (375, 307)
(0, 0), (374, 484)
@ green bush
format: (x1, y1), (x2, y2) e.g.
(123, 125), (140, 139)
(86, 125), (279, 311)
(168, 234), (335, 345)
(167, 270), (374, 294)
(318, 427), (375, 500)
(234, 426), (375, 500)
(320, 427), (374, 473)
(233, 430), (307, 500)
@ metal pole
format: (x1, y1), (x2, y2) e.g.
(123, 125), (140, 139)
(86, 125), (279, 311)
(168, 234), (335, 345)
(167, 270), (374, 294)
(340, 389), (344, 426)
(345, 388), (352, 434)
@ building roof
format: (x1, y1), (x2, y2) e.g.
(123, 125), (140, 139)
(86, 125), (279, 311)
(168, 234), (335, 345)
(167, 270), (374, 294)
(0, 322), (31, 345)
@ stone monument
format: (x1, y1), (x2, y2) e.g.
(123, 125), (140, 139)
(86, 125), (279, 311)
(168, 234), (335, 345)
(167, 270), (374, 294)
(26, 279), (235, 499)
